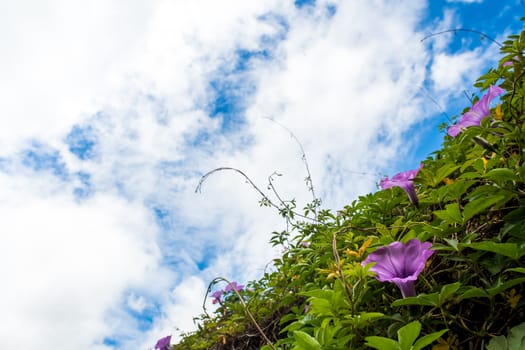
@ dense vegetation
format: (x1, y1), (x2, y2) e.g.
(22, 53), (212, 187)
(162, 25), (525, 350)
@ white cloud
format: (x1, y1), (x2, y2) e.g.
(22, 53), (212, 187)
(428, 33), (502, 101)
(0, 0), (155, 155)
(0, 1), (506, 349)
(246, 0), (429, 207)
(431, 50), (486, 91)
(0, 173), (164, 350)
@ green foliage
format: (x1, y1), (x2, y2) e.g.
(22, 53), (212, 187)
(487, 322), (525, 350)
(365, 321), (447, 350)
(172, 23), (525, 350)
(391, 282), (461, 307)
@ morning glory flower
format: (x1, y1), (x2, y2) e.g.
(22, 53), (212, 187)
(380, 164), (423, 205)
(448, 85), (505, 137)
(362, 239), (434, 298)
(154, 335), (171, 350)
(211, 282), (244, 304)
(224, 281), (244, 293)
(211, 290), (223, 304)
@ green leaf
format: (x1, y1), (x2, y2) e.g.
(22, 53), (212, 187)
(336, 334), (355, 348)
(484, 168), (518, 183)
(434, 164), (461, 186)
(487, 277), (525, 297)
(487, 335), (508, 350)
(444, 180), (476, 201)
(465, 242), (522, 259)
(463, 195), (506, 221)
(390, 217), (405, 239)
(438, 282), (461, 305)
(307, 297), (333, 316)
(317, 319), (339, 345)
(280, 313), (298, 325)
(391, 293), (439, 307)
(397, 321), (421, 350)
(458, 171), (481, 180)
(364, 336), (399, 350)
(487, 322), (525, 350)
(412, 329), (448, 350)
(459, 286), (489, 299)
(507, 322), (525, 350)
(301, 289), (332, 299)
(504, 206), (525, 224)
(293, 331), (322, 350)
(434, 203), (462, 224)
(281, 320), (305, 333)
(376, 223), (391, 237)
(355, 312), (384, 324)
(443, 238), (459, 251)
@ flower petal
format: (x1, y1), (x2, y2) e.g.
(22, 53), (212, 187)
(393, 280), (417, 298)
(362, 239), (433, 298)
(448, 85), (504, 137)
(363, 241), (406, 281)
(402, 239), (434, 277)
(225, 281), (244, 292)
(447, 124), (462, 137)
(155, 335), (172, 350)
(380, 164), (422, 204)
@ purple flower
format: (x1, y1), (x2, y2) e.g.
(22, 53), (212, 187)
(154, 335), (171, 350)
(448, 85), (505, 137)
(300, 241), (311, 248)
(211, 290), (223, 304)
(224, 281), (244, 293)
(362, 239), (434, 298)
(380, 164), (423, 205)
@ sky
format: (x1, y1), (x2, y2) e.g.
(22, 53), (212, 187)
(0, 0), (523, 349)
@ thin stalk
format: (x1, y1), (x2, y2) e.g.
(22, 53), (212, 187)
(421, 28), (502, 47)
(263, 117), (320, 218)
(224, 278), (277, 350)
(196, 166), (320, 223)
(332, 232), (355, 315)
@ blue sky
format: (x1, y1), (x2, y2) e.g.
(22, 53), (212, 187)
(0, 1), (523, 349)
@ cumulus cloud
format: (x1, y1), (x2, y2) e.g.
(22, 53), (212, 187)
(0, 172), (164, 350)
(0, 0), (509, 349)
(136, 276), (207, 349)
(246, 0), (430, 208)
(0, 0), (155, 154)
(431, 50), (486, 91)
